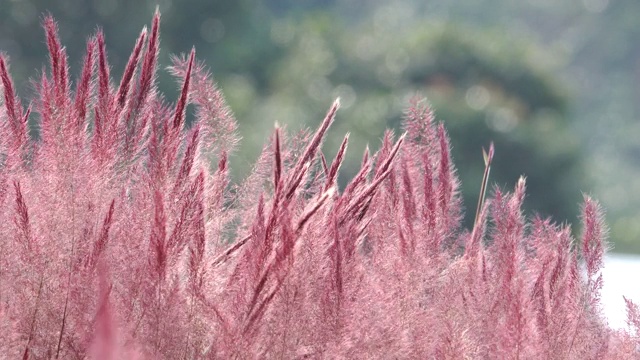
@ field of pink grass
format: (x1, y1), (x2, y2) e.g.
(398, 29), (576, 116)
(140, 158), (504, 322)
(0, 11), (639, 359)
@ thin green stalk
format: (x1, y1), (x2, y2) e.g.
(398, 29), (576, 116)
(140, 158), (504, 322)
(473, 142), (494, 227)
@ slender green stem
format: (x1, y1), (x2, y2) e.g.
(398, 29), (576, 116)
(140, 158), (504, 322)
(474, 142), (494, 227)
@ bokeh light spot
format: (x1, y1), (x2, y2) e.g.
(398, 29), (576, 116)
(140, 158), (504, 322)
(465, 85), (491, 111)
(93, 0), (118, 17)
(486, 107), (519, 132)
(200, 18), (225, 43)
(11, 0), (36, 26)
(332, 84), (356, 109)
(307, 77), (332, 102)
(385, 48), (410, 75)
(271, 20), (295, 45)
(583, 0), (609, 13)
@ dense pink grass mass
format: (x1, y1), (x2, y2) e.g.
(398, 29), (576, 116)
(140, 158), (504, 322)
(0, 12), (639, 359)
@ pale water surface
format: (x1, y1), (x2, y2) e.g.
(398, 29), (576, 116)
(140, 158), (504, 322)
(603, 254), (640, 329)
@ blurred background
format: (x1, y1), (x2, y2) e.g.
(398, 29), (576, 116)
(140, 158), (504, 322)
(0, 0), (639, 257)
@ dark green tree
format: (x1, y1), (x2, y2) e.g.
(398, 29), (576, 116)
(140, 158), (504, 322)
(253, 14), (583, 230)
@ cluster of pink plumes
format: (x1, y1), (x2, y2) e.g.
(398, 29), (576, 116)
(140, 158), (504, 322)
(0, 11), (638, 359)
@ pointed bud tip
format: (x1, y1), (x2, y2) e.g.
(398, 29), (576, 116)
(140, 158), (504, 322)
(482, 142), (495, 166)
(517, 176), (526, 187)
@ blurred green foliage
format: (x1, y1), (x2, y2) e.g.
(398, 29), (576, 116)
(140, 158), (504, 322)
(253, 14), (583, 230)
(1, 0), (638, 250)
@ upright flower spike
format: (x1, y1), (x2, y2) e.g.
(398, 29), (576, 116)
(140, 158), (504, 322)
(172, 48), (195, 130)
(273, 126), (283, 195)
(172, 124), (201, 197)
(581, 196), (607, 307)
(343, 134), (405, 222)
(95, 31), (111, 112)
(284, 98), (340, 201)
(43, 15), (62, 91)
(187, 171), (206, 290)
(56, 46), (70, 109)
(13, 180), (32, 251)
(92, 31), (113, 158)
(624, 297), (640, 338)
(422, 148), (436, 233)
(400, 152), (417, 222)
(325, 133), (349, 191)
(117, 27), (148, 108)
(134, 9), (160, 114)
(0, 57), (18, 127)
(403, 97), (436, 151)
(150, 190), (168, 281)
(74, 38), (96, 126)
(0, 56), (31, 167)
(437, 124), (453, 219)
